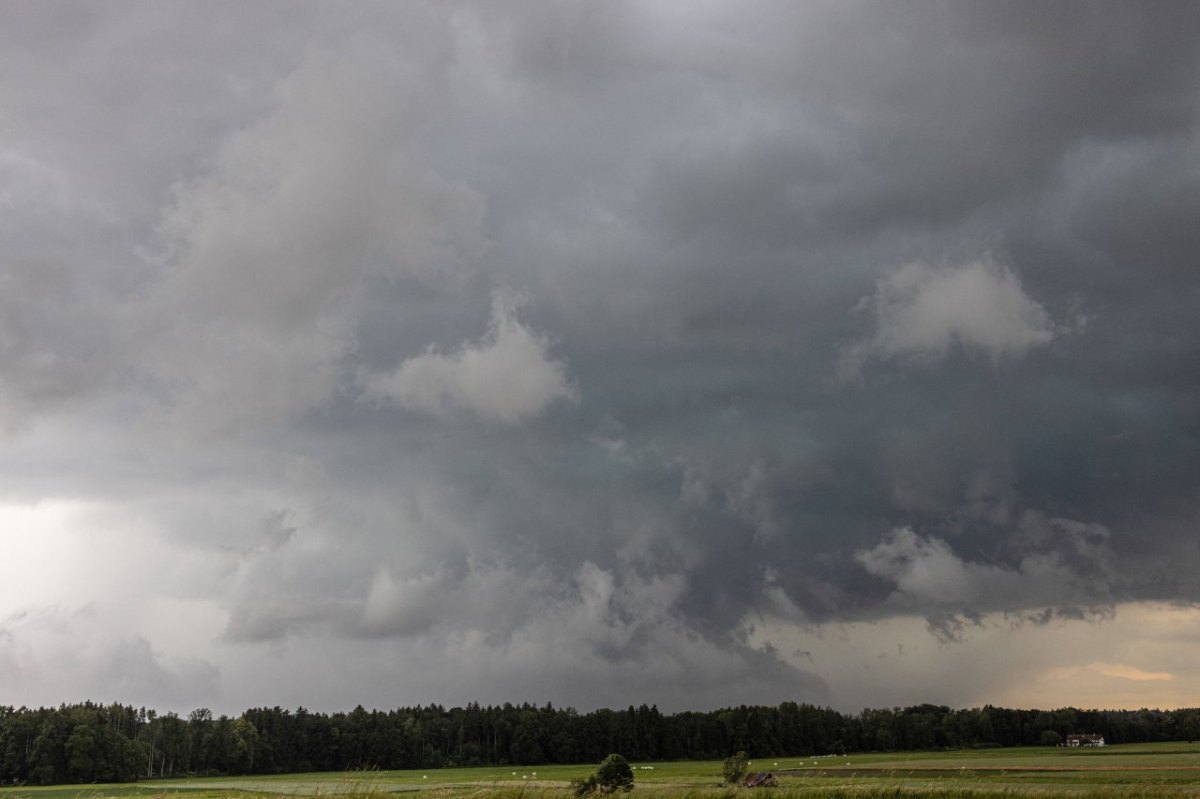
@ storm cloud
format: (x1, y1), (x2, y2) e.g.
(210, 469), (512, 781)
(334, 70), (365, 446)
(2, 1), (1200, 715)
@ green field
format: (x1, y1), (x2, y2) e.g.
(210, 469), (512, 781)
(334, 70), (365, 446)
(7, 743), (1200, 799)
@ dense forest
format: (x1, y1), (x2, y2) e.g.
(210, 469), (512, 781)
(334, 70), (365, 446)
(3, 700), (1200, 786)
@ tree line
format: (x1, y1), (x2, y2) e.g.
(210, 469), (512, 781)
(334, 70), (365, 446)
(3, 700), (1200, 785)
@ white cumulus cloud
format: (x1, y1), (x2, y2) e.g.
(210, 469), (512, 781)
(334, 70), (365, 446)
(840, 258), (1057, 379)
(364, 290), (578, 424)
(856, 523), (1114, 620)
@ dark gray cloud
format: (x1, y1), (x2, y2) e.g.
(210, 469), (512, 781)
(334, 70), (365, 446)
(2, 1), (1199, 714)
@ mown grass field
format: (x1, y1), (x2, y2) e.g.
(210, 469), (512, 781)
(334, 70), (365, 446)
(7, 742), (1200, 799)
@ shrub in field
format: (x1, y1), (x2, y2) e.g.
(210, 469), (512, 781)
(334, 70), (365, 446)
(573, 753), (635, 795)
(1039, 730), (1062, 747)
(722, 751), (749, 785)
(596, 754), (635, 792)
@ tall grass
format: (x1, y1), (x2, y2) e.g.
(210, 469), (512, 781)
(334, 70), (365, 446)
(302, 787), (1200, 799)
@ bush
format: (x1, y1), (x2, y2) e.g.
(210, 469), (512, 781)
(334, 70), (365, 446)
(596, 754), (635, 792)
(575, 753), (634, 795)
(1039, 730), (1063, 747)
(722, 751), (749, 785)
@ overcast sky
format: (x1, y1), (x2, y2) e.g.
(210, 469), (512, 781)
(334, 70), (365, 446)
(3, 1), (1200, 716)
